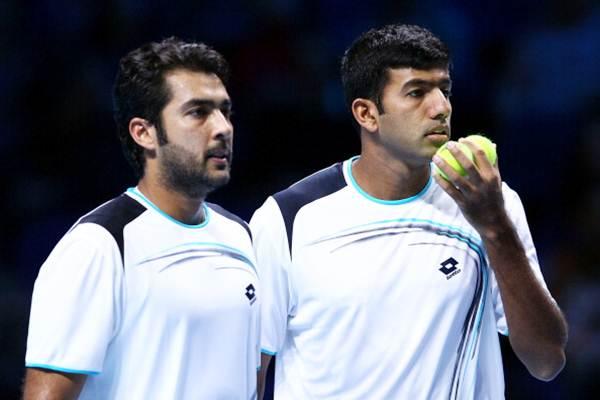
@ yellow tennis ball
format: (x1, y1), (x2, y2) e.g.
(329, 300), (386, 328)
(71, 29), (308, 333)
(465, 134), (497, 166)
(434, 142), (474, 180)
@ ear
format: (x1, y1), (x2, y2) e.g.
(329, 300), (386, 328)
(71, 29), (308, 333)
(129, 117), (158, 151)
(351, 98), (379, 133)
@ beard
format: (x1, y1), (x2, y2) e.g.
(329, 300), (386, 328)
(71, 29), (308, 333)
(158, 142), (231, 199)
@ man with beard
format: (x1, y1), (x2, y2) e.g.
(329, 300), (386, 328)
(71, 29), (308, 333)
(23, 38), (259, 400)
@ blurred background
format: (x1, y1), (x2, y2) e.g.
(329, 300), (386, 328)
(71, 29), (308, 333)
(1, 0), (598, 398)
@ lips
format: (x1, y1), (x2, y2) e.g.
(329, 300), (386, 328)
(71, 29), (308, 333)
(425, 125), (449, 137)
(206, 147), (231, 160)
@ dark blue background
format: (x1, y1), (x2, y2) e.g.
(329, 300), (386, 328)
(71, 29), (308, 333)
(1, 0), (599, 398)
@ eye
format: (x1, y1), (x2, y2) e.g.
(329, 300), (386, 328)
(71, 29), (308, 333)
(189, 107), (210, 118)
(221, 107), (233, 120)
(407, 89), (424, 98)
(442, 89), (452, 98)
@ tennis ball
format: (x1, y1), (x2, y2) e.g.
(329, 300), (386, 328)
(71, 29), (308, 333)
(465, 134), (497, 166)
(434, 142), (474, 180)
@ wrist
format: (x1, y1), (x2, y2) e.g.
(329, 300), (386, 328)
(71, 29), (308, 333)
(478, 213), (515, 243)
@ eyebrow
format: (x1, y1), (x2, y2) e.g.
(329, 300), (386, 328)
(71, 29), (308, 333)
(179, 98), (232, 112)
(402, 78), (452, 90)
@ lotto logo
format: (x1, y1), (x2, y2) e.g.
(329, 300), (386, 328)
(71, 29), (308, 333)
(245, 284), (257, 304)
(438, 257), (461, 280)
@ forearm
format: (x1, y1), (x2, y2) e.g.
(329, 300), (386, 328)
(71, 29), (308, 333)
(482, 217), (567, 380)
(23, 368), (86, 400)
(257, 354), (273, 400)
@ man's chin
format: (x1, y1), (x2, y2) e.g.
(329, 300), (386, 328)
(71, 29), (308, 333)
(203, 172), (231, 192)
(164, 173), (230, 199)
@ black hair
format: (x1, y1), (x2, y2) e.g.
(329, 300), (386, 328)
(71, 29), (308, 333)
(113, 37), (230, 177)
(341, 24), (450, 116)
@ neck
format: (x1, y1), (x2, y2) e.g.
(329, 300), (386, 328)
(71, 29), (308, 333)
(137, 177), (206, 225)
(352, 152), (431, 201)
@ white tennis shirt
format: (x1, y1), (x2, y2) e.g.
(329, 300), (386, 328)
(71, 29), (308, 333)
(26, 188), (260, 399)
(251, 157), (550, 400)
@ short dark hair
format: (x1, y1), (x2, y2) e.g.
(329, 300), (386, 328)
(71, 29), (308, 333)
(113, 37), (230, 177)
(341, 24), (450, 115)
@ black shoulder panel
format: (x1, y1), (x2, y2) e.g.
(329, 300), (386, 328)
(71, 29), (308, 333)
(78, 194), (146, 261)
(206, 202), (252, 241)
(273, 162), (346, 253)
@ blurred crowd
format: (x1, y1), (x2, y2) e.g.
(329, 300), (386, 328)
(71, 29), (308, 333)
(1, 0), (598, 398)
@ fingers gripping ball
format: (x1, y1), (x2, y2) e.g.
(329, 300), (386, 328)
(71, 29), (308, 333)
(434, 142), (474, 180)
(434, 134), (497, 180)
(465, 134), (497, 166)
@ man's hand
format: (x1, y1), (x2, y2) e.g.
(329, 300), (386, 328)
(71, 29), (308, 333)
(433, 138), (507, 237)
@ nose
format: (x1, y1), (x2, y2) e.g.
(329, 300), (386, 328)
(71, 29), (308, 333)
(211, 109), (233, 140)
(428, 89), (451, 122)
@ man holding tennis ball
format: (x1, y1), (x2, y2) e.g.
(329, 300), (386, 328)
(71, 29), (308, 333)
(434, 134), (497, 179)
(254, 24), (567, 399)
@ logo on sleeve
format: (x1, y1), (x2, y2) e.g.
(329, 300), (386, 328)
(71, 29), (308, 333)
(245, 284), (257, 305)
(438, 257), (461, 280)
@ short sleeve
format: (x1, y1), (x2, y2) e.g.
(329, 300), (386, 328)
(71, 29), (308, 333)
(250, 197), (294, 356)
(25, 223), (123, 374)
(491, 183), (550, 336)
